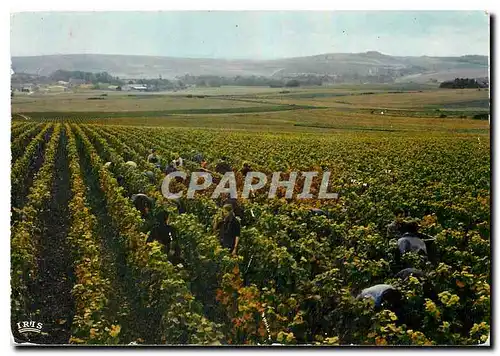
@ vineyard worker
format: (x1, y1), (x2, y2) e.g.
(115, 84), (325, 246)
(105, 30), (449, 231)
(125, 161), (138, 169)
(215, 156), (232, 175)
(143, 171), (156, 184)
(397, 235), (427, 256)
(147, 210), (178, 256)
(193, 152), (204, 164)
(115, 175), (125, 187)
(200, 159), (210, 172)
(386, 219), (420, 239)
(147, 148), (160, 165)
(164, 162), (177, 175)
(221, 195), (244, 220)
(172, 197), (186, 215)
(387, 219), (437, 261)
(357, 284), (403, 309)
(172, 154), (184, 169)
(394, 268), (425, 280)
(240, 161), (252, 177)
(132, 193), (154, 219)
(394, 268), (438, 301)
(213, 203), (241, 256)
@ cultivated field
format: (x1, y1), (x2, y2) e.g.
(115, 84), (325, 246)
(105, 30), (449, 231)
(11, 85), (490, 345)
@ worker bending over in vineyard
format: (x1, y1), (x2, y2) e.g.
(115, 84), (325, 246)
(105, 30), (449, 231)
(357, 284), (403, 310)
(213, 203), (241, 256)
(394, 268), (438, 301)
(239, 161), (252, 177)
(132, 193), (154, 219)
(143, 171), (156, 184)
(215, 156), (232, 175)
(193, 152), (204, 164)
(172, 154), (184, 169)
(116, 175), (125, 187)
(125, 161), (137, 169)
(147, 210), (181, 262)
(387, 218), (437, 263)
(147, 148), (160, 165)
(394, 268), (424, 279)
(164, 161), (177, 175)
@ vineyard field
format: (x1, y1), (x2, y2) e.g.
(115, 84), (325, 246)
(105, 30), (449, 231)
(10, 111), (490, 345)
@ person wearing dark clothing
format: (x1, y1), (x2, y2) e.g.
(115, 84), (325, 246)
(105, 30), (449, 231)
(240, 162), (252, 177)
(222, 197), (244, 220)
(213, 204), (241, 256)
(386, 219), (420, 239)
(143, 171), (156, 184)
(193, 153), (204, 164)
(394, 268), (438, 301)
(164, 163), (177, 175)
(215, 157), (232, 175)
(116, 175), (125, 187)
(357, 284), (403, 309)
(147, 210), (175, 255)
(147, 149), (160, 164)
(132, 193), (154, 219)
(172, 198), (186, 215)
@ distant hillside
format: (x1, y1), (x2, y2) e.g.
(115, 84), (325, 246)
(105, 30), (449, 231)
(11, 52), (488, 83)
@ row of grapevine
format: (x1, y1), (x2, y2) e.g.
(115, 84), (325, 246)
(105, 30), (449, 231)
(64, 124), (118, 344)
(71, 124), (224, 344)
(11, 124), (53, 213)
(11, 124), (62, 324)
(11, 122), (36, 144)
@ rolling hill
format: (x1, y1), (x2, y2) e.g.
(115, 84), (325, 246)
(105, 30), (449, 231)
(11, 52), (488, 83)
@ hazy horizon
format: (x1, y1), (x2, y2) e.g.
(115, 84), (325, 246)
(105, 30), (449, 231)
(11, 11), (490, 59)
(10, 50), (489, 60)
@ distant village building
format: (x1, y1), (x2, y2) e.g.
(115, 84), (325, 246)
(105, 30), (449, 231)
(47, 85), (67, 92)
(130, 85), (148, 92)
(68, 78), (86, 87)
(21, 83), (36, 93)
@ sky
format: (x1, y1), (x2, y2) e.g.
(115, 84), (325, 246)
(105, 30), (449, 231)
(10, 11), (490, 59)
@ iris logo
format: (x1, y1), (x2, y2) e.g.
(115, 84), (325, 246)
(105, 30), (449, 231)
(16, 321), (43, 335)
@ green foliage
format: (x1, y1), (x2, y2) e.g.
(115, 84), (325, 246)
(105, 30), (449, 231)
(11, 120), (490, 345)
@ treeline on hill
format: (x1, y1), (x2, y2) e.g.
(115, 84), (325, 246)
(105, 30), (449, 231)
(176, 74), (319, 87)
(176, 73), (399, 88)
(46, 71), (404, 89)
(49, 70), (123, 86)
(439, 78), (489, 89)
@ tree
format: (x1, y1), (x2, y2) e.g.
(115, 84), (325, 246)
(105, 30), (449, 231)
(285, 79), (300, 88)
(439, 78), (483, 89)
